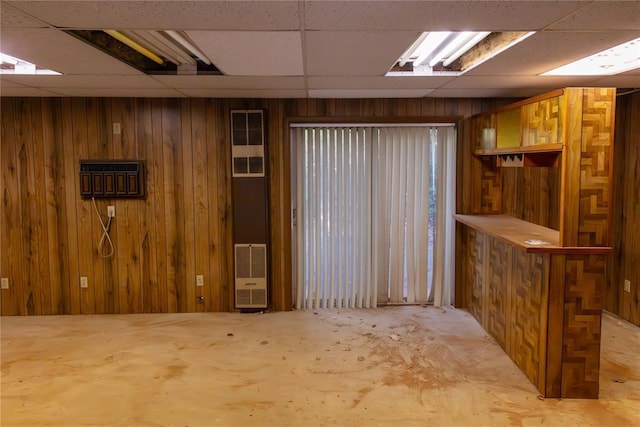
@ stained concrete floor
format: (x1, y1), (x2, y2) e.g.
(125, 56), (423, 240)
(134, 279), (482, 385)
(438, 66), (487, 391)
(1, 306), (639, 427)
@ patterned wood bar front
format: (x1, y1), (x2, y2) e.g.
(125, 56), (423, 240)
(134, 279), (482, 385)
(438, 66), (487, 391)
(458, 88), (615, 399)
(457, 224), (606, 398)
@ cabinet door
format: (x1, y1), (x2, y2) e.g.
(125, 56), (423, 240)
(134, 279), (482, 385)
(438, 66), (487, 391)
(496, 108), (521, 149)
(473, 113), (496, 150)
(521, 96), (563, 146)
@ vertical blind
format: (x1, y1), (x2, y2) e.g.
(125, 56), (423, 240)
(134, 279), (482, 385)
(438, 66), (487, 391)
(293, 125), (456, 309)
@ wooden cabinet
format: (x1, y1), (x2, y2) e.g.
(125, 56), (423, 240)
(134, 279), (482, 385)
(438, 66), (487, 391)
(456, 87), (616, 398)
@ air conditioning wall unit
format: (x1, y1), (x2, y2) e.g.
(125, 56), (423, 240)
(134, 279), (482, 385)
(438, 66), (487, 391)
(234, 244), (267, 308)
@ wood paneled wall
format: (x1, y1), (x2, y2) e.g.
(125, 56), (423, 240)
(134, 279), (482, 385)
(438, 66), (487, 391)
(607, 91), (640, 326)
(1, 96), (510, 315)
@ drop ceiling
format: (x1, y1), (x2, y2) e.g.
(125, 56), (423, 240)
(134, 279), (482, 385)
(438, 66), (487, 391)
(1, 0), (639, 98)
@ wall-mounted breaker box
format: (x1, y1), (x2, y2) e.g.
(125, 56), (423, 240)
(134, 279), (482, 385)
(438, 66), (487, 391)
(79, 160), (145, 199)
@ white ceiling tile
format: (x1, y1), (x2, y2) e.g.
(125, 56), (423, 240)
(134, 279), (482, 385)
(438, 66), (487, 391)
(588, 75), (640, 88)
(304, 1), (586, 31)
(5, 1), (300, 30)
(0, 2), (50, 28)
(0, 28), (142, 75)
(150, 75), (305, 90)
(49, 88), (185, 97)
(3, 75), (170, 89)
(0, 86), (64, 96)
(0, 78), (27, 88)
(187, 31), (303, 76)
(309, 89), (433, 98)
(548, 2), (640, 30)
(308, 76), (454, 89)
(441, 75), (598, 89)
(177, 88), (307, 98)
(305, 31), (419, 76)
(428, 88), (544, 98)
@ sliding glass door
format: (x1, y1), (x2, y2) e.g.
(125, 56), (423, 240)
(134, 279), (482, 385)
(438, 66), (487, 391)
(292, 125), (455, 309)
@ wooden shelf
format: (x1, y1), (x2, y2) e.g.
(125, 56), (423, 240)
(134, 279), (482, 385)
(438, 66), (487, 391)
(454, 214), (612, 254)
(473, 143), (563, 156)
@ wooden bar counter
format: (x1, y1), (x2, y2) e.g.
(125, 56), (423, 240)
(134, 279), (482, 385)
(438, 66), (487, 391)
(455, 88), (617, 398)
(455, 214), (610, 398)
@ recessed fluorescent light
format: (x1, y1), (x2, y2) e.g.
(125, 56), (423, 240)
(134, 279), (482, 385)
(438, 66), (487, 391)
(389, 31), (525, 77)
(413, 32), (450, 67)
(0, 52), (60, 75)
(542, 37), (640, 75)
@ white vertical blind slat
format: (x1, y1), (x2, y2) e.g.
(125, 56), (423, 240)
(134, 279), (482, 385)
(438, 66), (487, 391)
(405, 131), (417, 304)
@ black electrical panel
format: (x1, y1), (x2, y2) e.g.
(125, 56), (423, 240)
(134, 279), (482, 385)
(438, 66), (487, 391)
(79, 160), (145, 199)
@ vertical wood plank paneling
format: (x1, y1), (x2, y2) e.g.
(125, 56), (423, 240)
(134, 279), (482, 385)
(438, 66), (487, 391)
(162, 99), (180, 312)
(61, 98), (81, 314)
(546, 254), (566, 397)
(86, 98), (104, 314)
(137, 99), (156, 313)
(95, 98), (113, 313)
(613, 91), (640, 326)
(41, 98), (64, 314)
(181, 99), (196, 312)
(71, 98), (95, 314)
(32, 99), (53, 314)
(72, 99), (95, 314)
(220, 101), (234, 312)
(267, 99), (287, 310)
(23, 99), (47, 314)
(1, 98), (24, 315)
(103, 99), (120, 314)
(205, 99), (222, 311)
(560, 89), (583, 246)
(190, 99), (210, 312)
(150, 99), (168, 312)
(112, 99), (130, 313)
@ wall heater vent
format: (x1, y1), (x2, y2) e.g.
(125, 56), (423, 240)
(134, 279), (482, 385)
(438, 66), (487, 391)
(231, 110), (265, 177)
(234, 244), (267, 308)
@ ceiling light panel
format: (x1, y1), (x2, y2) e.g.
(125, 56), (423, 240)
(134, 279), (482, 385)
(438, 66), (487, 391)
(542, 37), (640, 76)
(389, 31), (497, 76)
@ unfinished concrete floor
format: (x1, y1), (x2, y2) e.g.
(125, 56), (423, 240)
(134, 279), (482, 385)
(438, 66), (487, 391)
(1, 306), (639, 427)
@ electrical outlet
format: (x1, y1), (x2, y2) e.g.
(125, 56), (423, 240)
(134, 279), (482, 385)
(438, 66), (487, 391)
(113, 122), (121, 134)
(107, 205), (116, 217)
(1, 278), (8, 290)
(80, 276), (88, 288)
(624, 279), (631, 293)
(196, 275), (204, 287)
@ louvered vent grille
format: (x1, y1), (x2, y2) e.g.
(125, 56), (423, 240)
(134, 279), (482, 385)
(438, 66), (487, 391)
(234, 244), (267, 308)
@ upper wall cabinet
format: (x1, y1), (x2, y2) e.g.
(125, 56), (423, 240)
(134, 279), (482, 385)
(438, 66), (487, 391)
(472, 89), (569, 165)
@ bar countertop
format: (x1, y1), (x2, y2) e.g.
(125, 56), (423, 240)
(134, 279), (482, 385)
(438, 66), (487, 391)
(454, 214), (612, 254)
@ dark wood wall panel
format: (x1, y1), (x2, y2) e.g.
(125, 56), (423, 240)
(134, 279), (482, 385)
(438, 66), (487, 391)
(1, 96), (508, 315)
(501, 167), (560, 230)
(606, 91), (640, 326)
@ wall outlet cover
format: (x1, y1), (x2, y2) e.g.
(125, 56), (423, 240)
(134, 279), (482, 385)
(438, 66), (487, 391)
(196, 275), (204, 287)
(1, 278), (8, 290)
(80, 276), (88, 288)
(624, 279), (631, 293)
